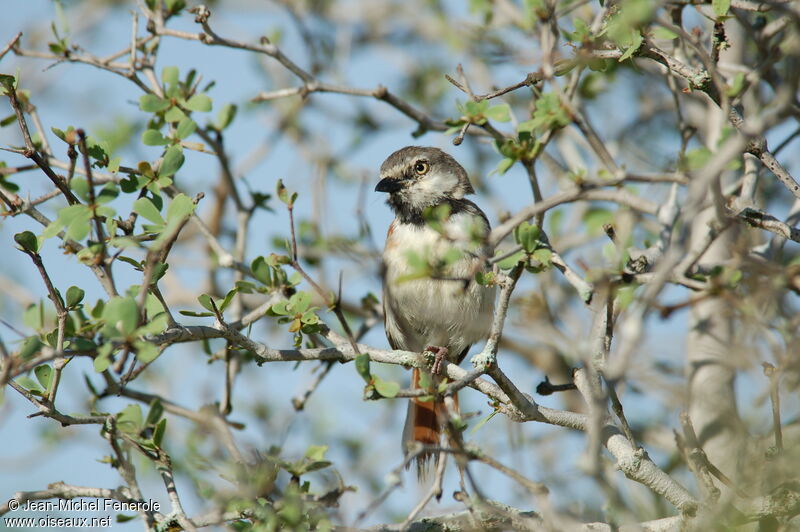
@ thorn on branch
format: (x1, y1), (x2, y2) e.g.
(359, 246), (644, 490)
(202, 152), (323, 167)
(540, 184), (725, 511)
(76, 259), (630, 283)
(762, 362), (783, 453)
(444, 73), (466, 93)
(0, 31), (22, 62)
(536, 375), (577, 396)
(452, 121), (470, 146)
(603, 223), (616, 242)
(373, 84), (388, 100)
(209, 297), (226, 326)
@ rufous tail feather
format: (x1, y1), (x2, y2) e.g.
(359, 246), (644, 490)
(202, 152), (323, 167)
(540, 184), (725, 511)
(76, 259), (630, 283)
(402, 368), (459, 480)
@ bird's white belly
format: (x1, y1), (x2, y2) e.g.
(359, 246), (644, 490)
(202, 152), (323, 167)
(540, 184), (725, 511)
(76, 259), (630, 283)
(383, 220), (495, 355)
(388, 275), (492, 349)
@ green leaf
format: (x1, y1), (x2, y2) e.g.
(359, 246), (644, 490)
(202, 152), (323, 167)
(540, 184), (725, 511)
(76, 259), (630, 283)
(142, 129), (168, 146)
(475, 271), (495, 286)
(618, 32), (643, 62)
(218, 289), (237, 313)
(373, 375), (400, 398)
(134, 341), (160, 363)
(494, 157), (515, 175)
(517, 119), (537, 133)
(269, 300), (290, 315)
(117, 256), (143, 270)
(615, 285), (637, 309)
(497, 250), (525, 270)
(290, 291), (311, 313)
(685, 147), (712, 171)
(51, 126), (67, 142)
(162, 66), (179, 88)
(84, 136), (108, 162)
(300, 310), (318, 324)
(198, 294), (215, 312)
(726, 72), (745, 97)
(526, 92), (571, 133)
(54, 0), (69, 34)
(34, 365), (53, 392)
(55, 202), (85, 225)
(159, 144), (184, 177)
(0, 74), (17, 92)
(175, 118), (196, 140)
(23, 303), (44, 331)
(251, 256), (270, 285)
(138, 312), (168, 335)
(178, 310), (214, 317)
(470, 411), (498, 434)
(165, 193), (194, 222)
(102, 296), (139, 337)
(355, 352), (371, 382)
(712, 0), (731, 17)
(91, 300), (106, 319)
(14, 231), (39, 253)
(19, 336), (43, 360)
(144, 399), (163, 427)
(0, 173), (20, 192)
(276, 178), (292, 206)
(93, 345), (113, 373)
(484, 103), (511, 122)
(140, 94), (170, 113)
(463, 99), (489, 119)
(17, 376), (42, 394)
(153, 418), (167, 447)
(514, 221), (541, 253)
(185, 94), (212, 112)
(64, 206), (93, 241)
(302, 460), (331, 474)
(652, 27), (678, 40)
(117, 404), (143, 434)
(164, 106), (186, 123)
(532, 247), (553, 266)
(66, 286), (85, 308)
(304, 445), (328, 461)
(133, 197), (165, 225)
(564, 17), (591, 42)
(216, 103), (237, 130)
(235, 280), (256, 293)
(165, 0), (186, 15)
(96, 184), (119, 205)
(417, 371), (433, 389)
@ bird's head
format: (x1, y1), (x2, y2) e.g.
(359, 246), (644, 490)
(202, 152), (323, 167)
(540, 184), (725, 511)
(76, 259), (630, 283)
(375, 146), (474, 223)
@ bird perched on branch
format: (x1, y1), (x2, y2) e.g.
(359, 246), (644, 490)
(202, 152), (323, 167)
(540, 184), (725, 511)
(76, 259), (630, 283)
(375, 146), (496, 478)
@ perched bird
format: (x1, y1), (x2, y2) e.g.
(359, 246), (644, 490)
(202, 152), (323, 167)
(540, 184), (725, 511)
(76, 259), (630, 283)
(375, 146), (496, 477)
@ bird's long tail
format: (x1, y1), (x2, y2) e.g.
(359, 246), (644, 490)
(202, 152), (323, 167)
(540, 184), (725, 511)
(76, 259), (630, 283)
(402, 368), (458, 479)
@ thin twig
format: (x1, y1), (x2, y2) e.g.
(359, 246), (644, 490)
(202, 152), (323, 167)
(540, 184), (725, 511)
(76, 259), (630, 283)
(762, 363), (783, 451)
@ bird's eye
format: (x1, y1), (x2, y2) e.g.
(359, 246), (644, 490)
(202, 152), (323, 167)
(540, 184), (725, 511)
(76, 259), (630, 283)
(414, 161), (429, 175)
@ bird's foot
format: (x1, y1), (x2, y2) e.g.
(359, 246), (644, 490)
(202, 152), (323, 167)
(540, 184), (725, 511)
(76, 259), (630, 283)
(424, 346), (449, 375)
(470, 351), (496, 370)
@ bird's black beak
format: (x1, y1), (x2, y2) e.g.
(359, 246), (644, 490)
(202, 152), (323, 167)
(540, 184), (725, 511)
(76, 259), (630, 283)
(375, 177), (403, 193)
